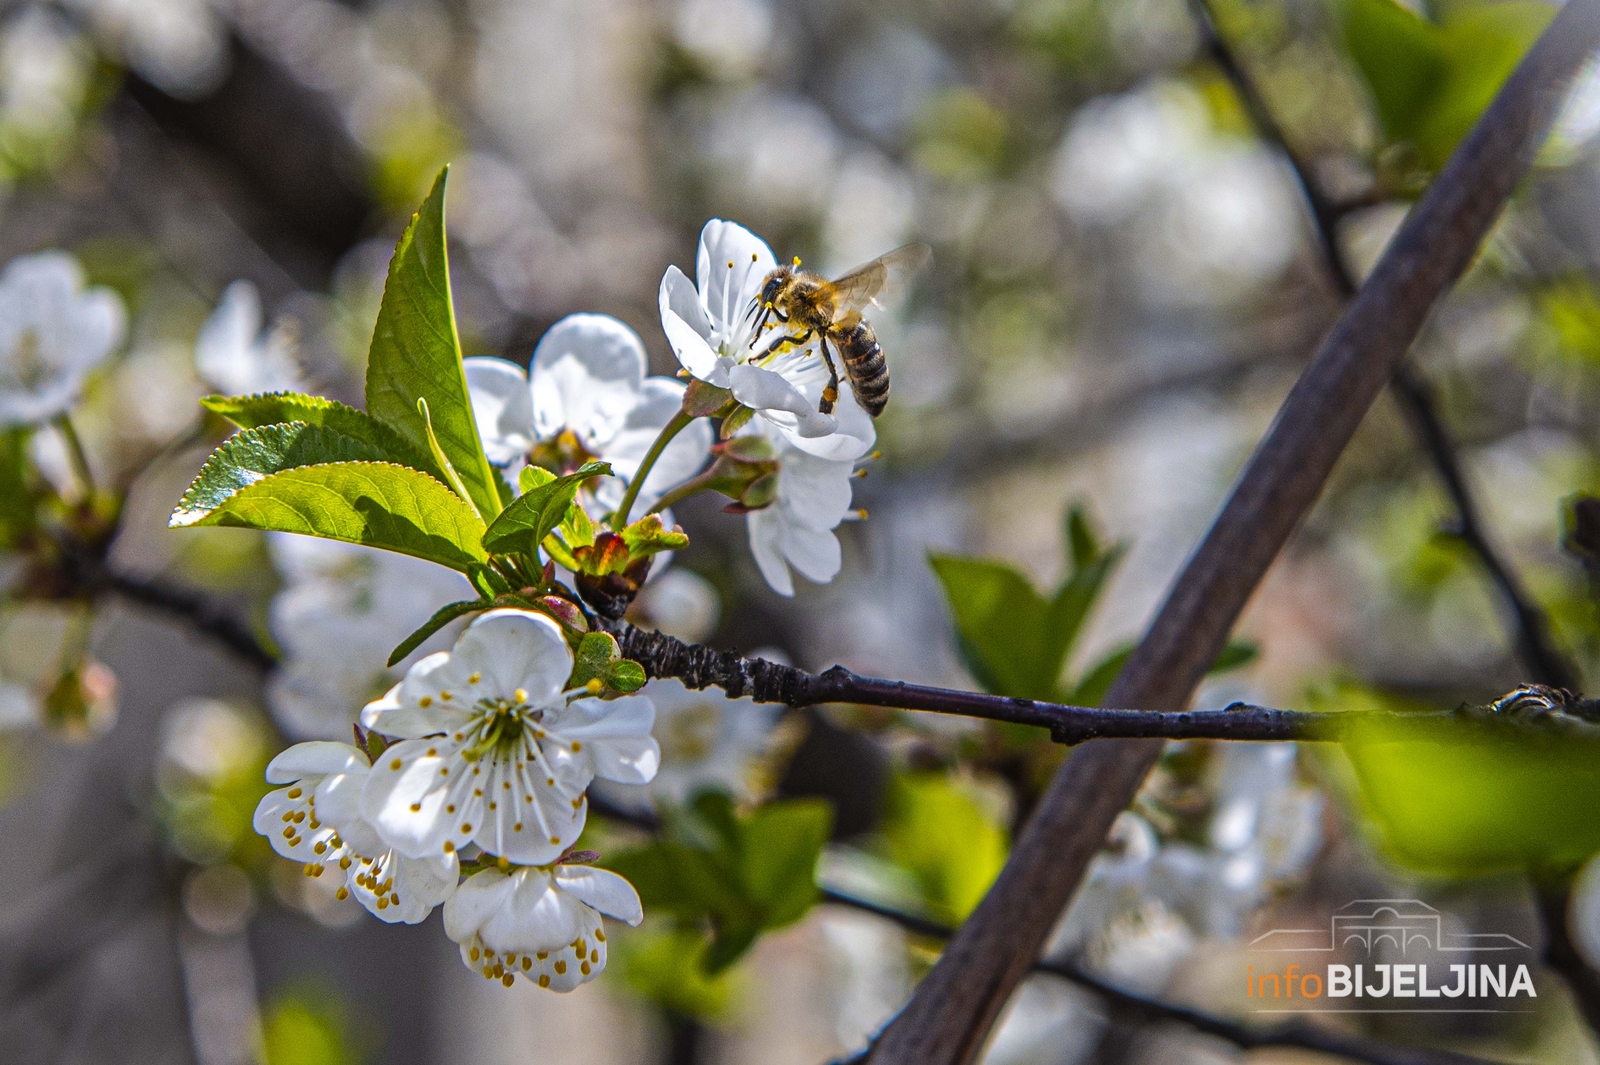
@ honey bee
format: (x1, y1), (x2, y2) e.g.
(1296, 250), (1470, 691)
(748, 243), (932, 418)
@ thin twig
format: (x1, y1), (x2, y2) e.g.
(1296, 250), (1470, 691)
(609, 619), (1537, 743)
(817, 889), (1512, 1065)
(1193, 0), (1579, 692)
(71, 559), (278, 672)
(866, 4), (1600, 1061)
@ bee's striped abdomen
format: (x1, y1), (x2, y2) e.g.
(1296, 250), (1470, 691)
(838, 322), (889, 417)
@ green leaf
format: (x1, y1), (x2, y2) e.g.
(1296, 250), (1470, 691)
(387, 598), (487, 667)
(929, 554), (1067, 701)
(200, 392), (434, 474)
(879, 771), (1008, 925)
(173, 423), (391, 517)
(364, 166), (502, 520)
(1211, 639), (1258, 673)
(1320, 680), (1600, 875)
(1065, 504), (1099, 573)
(482, 460), (610, 556)
(613, 927), (740, 1020)
(606, 794), (832, 974)
(1340, 0), (1553, 169)
(171, 460), (489, 572)
(1066, 645), (1132, 706)
(0, 427), (37, 549)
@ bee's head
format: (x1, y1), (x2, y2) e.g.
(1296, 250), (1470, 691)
(758, 268), (789, 309)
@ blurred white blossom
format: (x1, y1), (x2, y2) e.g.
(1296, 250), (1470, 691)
(0, 251), (125, 426)
(267, 535), (471, 740)
(743, 417), (862, 597)
(194, 280), (306, 397)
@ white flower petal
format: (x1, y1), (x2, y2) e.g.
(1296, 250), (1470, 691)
(253, 785), (339, 862)
(378, 654), (476, 737)
(696, 219), (776, 336)
(458, 610), (573, 709)
(554, 866), (643, 925)
(554, 696), (661, 785)
(265, 740), (367, 784)
(659, 265), (713, 342)
(312, 763), (385, 855)
(464, 357), (536, 465)
(356, 851), (459, 925)
(776, 452), (855, 530)
(790, 384), (877, 460)
(529, 314), (647, 447)
(746, 506), (795, 597)
(476, 747), (586, 865)
(444, 866), (520, 943)
(729, 364), (837, 439)
(662, 301), (728, 384)
(601, 377), (712, 509)
(481, 867), (586, 953)
(359, 737), (484, 860)
(781, 523), (842, 584)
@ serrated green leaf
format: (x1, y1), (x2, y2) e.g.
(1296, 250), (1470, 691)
(200, 392), (435, 474)
(173, 423), (391, 517)
(387, 598), (487, 666)
(483, 460), (610, 556)
(364, 166), (502, 520)
(171, 460), (489, 572)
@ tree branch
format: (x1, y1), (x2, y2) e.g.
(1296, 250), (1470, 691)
(818, 889), (1513, 1065)
(865, 4), (1600, 1060)
(1193, 0), (1580, 692)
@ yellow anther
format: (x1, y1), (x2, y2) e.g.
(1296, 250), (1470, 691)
(292, 811), (305, 823)
(282, 812), (293, 823)
(390, 758), (402, 770)
(537, 951), (548, 960)
(570, 741), (582, 752)
(585, 679), (603, 695)
(286, 788), (302, 799)
(595, 929), (605, 942)
(554, 961), (567, 975)
(446, 804), (456, 814)
(439, 691), (453, 701)
(339, 856), (351, 870)
(581, 961), (590, 975)
(376, 897), (388, 910)
(335, 887), (349, 901)
(461, 823), (472, 833)
(514, 823), (523, 832)
(792, 256), (801, 266)
(470, 947), (481, 962)
(538, 974), (550, 988)
(521, 957), (532, 971)
(497, 855), (510, 871)
(419, 696), (432, 708)
(314, 842), (327, 854)
(443, 841), (455, 854)
(282, 827), (295, 839)
(426, 747), (437, 757)
(550, 836), (561, 845)
(727, 260), (734, 268)
(410, 803), (422, 812)
(468, 672), (481, 684)
(502, 973), (515, 987)
(514, 689), (527, 703)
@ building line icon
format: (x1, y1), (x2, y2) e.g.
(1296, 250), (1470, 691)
(1249, 899), (1531, 955)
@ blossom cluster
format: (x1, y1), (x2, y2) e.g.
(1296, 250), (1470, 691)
(465, 218), (873, 597)
(255, 608), (658, 991)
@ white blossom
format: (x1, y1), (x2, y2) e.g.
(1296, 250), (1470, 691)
(743, 418), (860, 596)
(658, 219), (876, 462)
(464, 313), (711, 516)
(0, 251), (125, 426)
(600, 677), (779, 808)
(359, 609), (660, 866)
(267, 535), (472, 740)
(194, 280), (305, 396)
(443, 862), (642, 991)
(252, 741), (459, 924)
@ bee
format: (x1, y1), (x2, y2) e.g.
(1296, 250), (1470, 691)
(748, 243), (931, 418)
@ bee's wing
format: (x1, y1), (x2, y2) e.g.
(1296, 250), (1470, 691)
(828, 243), (932, 314)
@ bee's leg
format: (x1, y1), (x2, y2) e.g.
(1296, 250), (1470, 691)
(817, 336), (841, 415)
(756, 327), (812, 360)
(748, 304), (773, 344)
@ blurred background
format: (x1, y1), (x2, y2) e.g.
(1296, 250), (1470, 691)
(6, 0), (1600, 1061)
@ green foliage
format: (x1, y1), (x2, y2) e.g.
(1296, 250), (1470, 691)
(1340, 0), (1553, 170)
(481, 461), (611, 556)
(385, 598), (487, 667)
(620, 514), (690, 560)
(914, 87), (1012, 181)
(1315, 680), (1600, 876)
(929, 505), (1125, 702)
(567, 632), (647, 693)
(608, 792), (832, 974)
(0, 427), (38, 550)
(263, 988), (359, 1065)
(172, 423), (391, 517)
(614, 927), (742, 1020)
(879, 771), (1009, 925)
(200, 393), (434, 475)
(364, 167), (501, 521)
(172, 460), (489, 573)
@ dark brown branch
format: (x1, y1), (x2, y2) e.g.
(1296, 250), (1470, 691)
(609, 619), (1455, 743)
(66, 553), (278, 672)
(866, 4), (1600, 1062)
(1194, 0), (1580, 692)
(818, 889), (1512, 1065)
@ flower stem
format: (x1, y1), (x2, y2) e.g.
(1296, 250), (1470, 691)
(611, 411), (694, 531)
(53, 413), (95, 497)
(644, 471), (718, 517)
